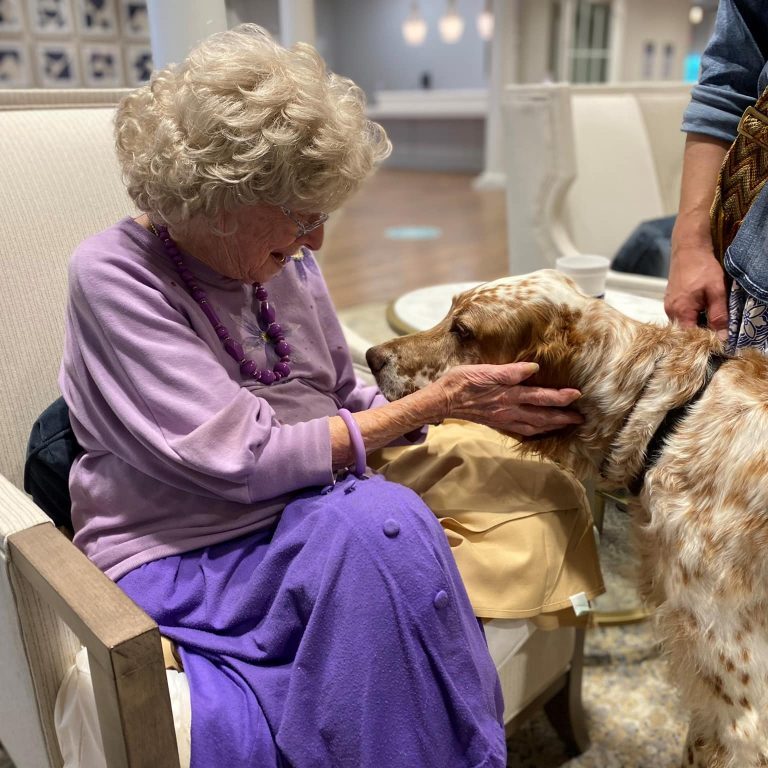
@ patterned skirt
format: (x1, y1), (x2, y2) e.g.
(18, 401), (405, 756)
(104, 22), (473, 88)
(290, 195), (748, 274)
(727, 280), (768, 352)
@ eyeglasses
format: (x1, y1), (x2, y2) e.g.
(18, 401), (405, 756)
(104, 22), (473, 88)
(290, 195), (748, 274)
(280, 206), (328, 239)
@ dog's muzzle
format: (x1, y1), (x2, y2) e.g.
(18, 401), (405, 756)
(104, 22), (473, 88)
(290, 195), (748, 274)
(365, 345), (392, 375)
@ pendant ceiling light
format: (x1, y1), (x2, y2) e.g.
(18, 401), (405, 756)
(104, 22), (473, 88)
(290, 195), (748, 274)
(439, 0), (465, 44)
(688, 5), (703, 24)
(402, 1), (428, 46)
(476, 0), (494, 41)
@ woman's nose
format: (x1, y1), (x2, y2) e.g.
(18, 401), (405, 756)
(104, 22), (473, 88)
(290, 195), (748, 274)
(300, 224), (325, 250)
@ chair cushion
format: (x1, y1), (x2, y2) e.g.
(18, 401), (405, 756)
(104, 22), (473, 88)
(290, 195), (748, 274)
(611, 215), (676, 278)
(55, 647), (191, 768)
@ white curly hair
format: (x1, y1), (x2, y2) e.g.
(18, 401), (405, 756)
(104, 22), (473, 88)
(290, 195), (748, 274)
(115, 24), (391, 225)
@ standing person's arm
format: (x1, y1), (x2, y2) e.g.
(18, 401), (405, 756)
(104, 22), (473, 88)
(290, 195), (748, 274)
(666, 0), (768, 329)
(666, 134), (730, 331)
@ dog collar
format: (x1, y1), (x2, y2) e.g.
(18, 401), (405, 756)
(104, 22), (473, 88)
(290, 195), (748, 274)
(625, 352), (729, 496)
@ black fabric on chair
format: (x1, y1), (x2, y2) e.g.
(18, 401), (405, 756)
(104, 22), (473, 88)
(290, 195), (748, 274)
(23, 397), (81, 532)
(611, 215), (676, 278)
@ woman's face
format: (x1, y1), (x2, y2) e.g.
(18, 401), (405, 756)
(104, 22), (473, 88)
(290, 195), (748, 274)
(189, 203), (326, 284)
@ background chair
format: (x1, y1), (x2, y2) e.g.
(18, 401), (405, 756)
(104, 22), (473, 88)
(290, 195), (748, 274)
(0, 88), (588, 767)
(502, 81), (690, 298)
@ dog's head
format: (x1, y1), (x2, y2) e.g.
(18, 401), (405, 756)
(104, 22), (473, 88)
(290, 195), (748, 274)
(368, 270), (597, 401)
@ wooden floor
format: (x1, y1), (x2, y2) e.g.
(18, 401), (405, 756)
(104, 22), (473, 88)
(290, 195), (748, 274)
(320, 169), (509, 309)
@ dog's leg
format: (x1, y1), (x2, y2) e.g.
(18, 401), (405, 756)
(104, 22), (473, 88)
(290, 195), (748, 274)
(636, 498), (768, 768)
(681, 721), (727, 768)
(661, 598), (768, 768)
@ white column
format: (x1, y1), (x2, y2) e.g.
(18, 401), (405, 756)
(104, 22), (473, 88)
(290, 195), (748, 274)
(557, 0), (576, 81)
(608, 0), (627, 82)
(278, 0), (316, 47)
(473, 0), (520, 190)
(147, 0), (228, 69)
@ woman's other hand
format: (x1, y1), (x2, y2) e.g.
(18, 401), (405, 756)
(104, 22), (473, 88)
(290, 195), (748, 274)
(433, 362), (583, 437)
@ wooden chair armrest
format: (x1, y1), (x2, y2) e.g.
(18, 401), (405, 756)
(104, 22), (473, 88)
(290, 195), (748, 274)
(8, 523), (179, 768)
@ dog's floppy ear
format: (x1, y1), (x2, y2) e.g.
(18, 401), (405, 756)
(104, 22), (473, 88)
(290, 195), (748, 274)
(510, 304), (584, 391)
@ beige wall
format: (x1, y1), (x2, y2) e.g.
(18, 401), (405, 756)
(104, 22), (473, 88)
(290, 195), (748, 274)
(619, 0), (690, 82)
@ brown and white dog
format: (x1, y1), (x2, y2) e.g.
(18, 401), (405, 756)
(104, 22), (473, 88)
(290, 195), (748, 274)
(367, 270), (768, 768)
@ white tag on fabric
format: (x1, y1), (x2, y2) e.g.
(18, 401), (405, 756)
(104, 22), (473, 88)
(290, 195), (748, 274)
(570, 591), (592, 616)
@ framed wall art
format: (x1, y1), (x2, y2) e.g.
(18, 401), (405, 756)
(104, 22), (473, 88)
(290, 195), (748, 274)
(0, 0), (24, 33)
(76, 0), (117, 36)
(81, 41), (121, 85)
(120, 0), (147, 40)
(124, 41), (150, 85)
(0, 42), (29, 87)
(36, 41), (79, 86)
(28, 0), (74, 35)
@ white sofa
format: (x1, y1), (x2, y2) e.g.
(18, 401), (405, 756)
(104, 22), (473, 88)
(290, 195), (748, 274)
(503, 82), (691, 299)
(0, 89), (588, 767)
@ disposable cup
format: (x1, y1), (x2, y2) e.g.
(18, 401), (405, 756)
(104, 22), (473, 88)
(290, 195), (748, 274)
(555, 254), (610, 298)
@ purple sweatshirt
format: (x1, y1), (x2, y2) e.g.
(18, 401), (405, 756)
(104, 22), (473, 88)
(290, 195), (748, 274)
(60, 218), (391, 580)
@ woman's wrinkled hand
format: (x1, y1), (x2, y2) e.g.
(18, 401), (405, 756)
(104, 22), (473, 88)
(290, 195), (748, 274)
(432, 362), (583, 437)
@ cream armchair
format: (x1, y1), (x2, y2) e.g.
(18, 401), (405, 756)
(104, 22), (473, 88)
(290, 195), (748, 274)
(0, 89), (588, 767)
(502, 82), (691, 299)
(0, 88), (181, 768)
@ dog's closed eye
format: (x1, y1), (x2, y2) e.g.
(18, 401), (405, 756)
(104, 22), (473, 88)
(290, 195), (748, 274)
(450, 319), (474, 342)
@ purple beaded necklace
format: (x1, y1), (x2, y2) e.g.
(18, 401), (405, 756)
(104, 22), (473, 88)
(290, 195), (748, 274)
(151, 222), (291, 385)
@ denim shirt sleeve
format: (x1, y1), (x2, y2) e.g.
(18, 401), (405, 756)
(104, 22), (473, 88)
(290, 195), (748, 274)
(682, 0), (768, 142)
(724, 183), (768, 303)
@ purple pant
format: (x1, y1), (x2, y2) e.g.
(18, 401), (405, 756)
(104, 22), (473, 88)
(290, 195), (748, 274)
(118, 474), (506, 767)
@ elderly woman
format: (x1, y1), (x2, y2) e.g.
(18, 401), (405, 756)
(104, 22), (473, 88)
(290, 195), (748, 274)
(60, 24), (592, 768)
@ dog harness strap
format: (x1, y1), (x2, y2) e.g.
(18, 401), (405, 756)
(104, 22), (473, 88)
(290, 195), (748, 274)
(626, 352), (729, 496)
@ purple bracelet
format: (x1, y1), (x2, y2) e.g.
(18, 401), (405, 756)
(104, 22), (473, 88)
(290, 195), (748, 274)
(337, 408), (367, 476)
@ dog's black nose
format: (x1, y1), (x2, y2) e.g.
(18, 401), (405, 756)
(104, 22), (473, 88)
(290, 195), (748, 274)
(366, 346), (391, 374)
